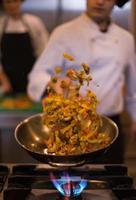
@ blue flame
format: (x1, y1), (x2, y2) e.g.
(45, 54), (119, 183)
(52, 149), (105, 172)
(51, 175), (87, 197)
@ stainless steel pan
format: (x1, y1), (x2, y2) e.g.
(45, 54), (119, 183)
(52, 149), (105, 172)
(15, 113), (118, 167)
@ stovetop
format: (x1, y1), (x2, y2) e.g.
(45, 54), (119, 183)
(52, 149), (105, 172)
(0, 164), (136, 200)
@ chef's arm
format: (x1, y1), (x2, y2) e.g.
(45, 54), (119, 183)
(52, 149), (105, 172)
(27, 27), (67, 102)
(0, 66), (12, 93)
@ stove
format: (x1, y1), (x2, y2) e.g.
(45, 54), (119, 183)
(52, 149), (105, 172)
(0, 164), (136, 200)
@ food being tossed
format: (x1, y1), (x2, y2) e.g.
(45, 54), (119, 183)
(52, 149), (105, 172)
(42, 53), (110, 155)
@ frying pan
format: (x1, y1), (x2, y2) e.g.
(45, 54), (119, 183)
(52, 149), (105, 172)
(15, 113), (118, 167)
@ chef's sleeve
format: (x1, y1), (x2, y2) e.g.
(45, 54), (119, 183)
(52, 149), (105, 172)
(27, 27), (68, 102)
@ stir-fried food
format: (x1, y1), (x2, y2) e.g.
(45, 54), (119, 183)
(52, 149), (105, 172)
(42, 53), (110, 155)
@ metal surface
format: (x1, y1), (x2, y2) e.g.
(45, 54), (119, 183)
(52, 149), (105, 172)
(15, 113), (119, 167)
(0, 112), (35, 128)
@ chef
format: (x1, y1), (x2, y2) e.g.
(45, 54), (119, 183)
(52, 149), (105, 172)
(0, 0), (49, 93)
(27, 0), (136, 164)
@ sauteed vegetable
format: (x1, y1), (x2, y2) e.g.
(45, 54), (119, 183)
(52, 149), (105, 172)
(42, 53), (110, 155)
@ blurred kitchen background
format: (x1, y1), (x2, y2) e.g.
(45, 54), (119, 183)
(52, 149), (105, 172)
(0, 0), (136, 183)
(20, 0), (134, 32)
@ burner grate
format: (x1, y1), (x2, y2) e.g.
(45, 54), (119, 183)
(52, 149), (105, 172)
(0, 165), (9, 193)
(2, 164), (136, 200)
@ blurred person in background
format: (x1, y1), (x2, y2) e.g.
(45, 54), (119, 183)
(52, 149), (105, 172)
(0, 0), (49, 94)
(27, 0), (136, 164)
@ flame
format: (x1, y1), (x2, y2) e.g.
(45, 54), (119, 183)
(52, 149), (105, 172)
(50, 172), (87, 197)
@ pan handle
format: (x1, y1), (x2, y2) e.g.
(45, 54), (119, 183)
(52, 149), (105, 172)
(48, 160), (85, 167)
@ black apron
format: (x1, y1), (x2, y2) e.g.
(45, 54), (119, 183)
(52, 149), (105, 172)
(1, 17), (36, 93)
(93, 114), (125, 164)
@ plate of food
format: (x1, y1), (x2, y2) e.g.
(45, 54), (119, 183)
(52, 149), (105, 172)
(0, 94), (42, 111)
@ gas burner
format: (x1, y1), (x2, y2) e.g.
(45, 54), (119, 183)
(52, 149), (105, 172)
(26, 194), (82, 200)
(50, 172), (87, 197)
(23, 190), (119, 200)
(58, 194), (82, 200)
(2, 164), (136, 200)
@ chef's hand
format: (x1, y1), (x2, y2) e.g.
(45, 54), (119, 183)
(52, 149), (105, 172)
(47, 77), (71, 96)
(0, 71), (12, 93)
(130, 122), (136, 142)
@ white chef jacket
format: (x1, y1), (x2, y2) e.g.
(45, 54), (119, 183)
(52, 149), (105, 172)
(0, 13), (49, 70)
(28, 13), (136, 121)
